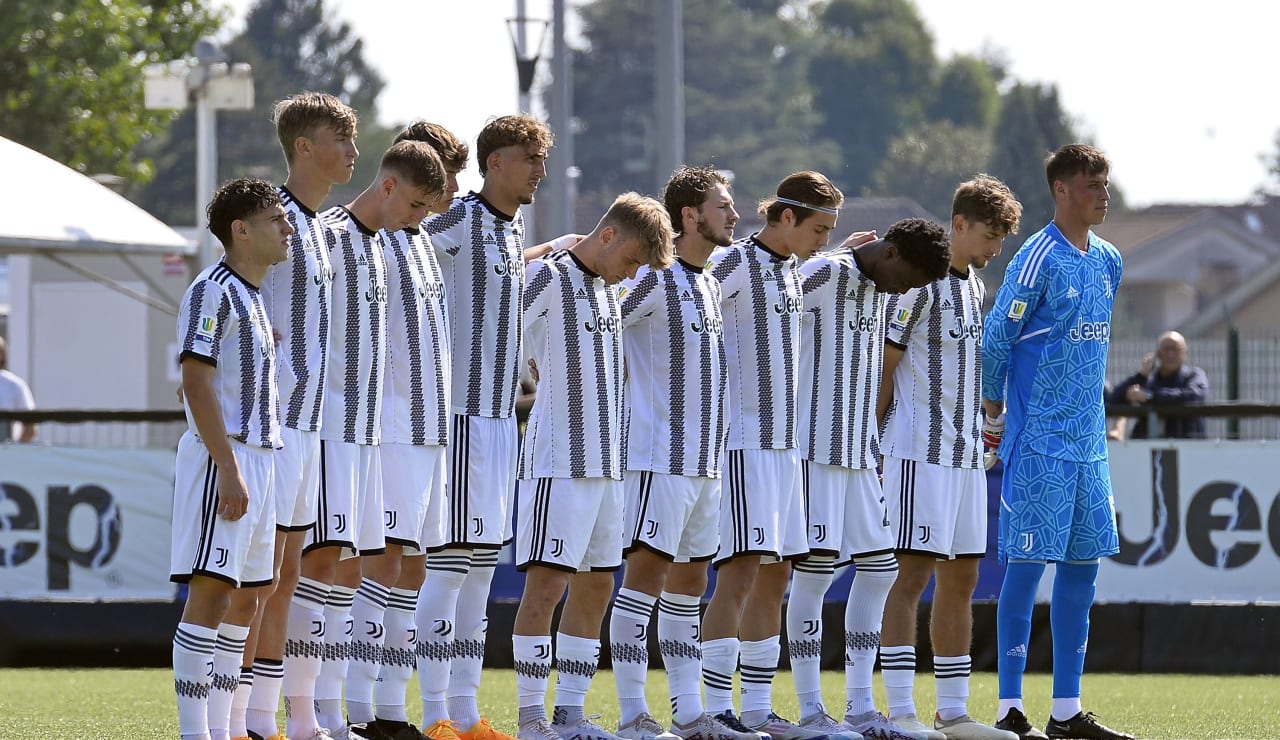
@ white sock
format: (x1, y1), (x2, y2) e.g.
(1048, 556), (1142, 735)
(246, 659), (284, 739)
(788, 558), (835, 719)
(230, 666), (253, 738)
(553, 632), (600, 719)
(173, 622), (218, 737)
(739, 636), (780, 723)
(843, 555), (898, 717)
(448, 550), (496, 730)
(1051, 697), (1082, 722)
(208, 623), (249, 740)
(346, 578), (391, 724)
(376, 587), (418, 724)
(417, 551), (469, 719)
(934, 654), (971, 721)
(881, 645), (917, 718)
(514, 634), (553, 716)
(609, 588), (657, 724)
(998, 698), (1025, 720)
(701, 637), (740, 715)
(315, 584), (356, 730)
(283, 577), (328, 737)
(658, 592), (705, 724)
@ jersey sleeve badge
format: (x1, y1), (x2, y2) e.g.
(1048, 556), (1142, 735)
(888, 307), (912, 332)
(1007, 300), (1027, 321)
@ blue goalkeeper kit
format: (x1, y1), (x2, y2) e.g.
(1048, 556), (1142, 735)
(982, 222), (1123, 562)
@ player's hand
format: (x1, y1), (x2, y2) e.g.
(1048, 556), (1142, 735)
(527, 358), (540, 383)
(837, 230), (877, 251)
(982, 412), (1005, 470)
(216, 469), (250, 521)
(1124, 384), (1151, 404)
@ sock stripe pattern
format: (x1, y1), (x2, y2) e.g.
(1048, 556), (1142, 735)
(739, 662), (774, 690)
(879, 645), (916, 671)
(174, 624), (217, 654)
(426, 552), (472, 576)
(383, 590), (417, 670)
(702, 667), (733, 693)
(252, 659), (284, 679)
(934, 655), (971, 679)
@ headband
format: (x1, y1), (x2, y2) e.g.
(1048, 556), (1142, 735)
(773, 196), (839, 216)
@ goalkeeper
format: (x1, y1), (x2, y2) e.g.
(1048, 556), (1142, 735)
(980, 145), (1133, 740)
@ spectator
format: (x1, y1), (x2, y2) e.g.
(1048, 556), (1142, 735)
(1110, 331), (1208, 438)
(0, 336), (36, 443)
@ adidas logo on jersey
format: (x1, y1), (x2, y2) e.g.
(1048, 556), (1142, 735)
(680, 289), (695, 302)
(575, 287), (590, 300)
(1067, 286), (1080, 299)
(1006, 644), (1027, 658)
(484, 233), (497, 244)
(941, 298), (954, 310)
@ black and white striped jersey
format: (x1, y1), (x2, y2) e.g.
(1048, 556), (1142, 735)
(797, 250), (886, 470)
(519, 250), (624, 480)
(260, 186), (333, 432)
(881, 268), (986, 468)
(424, 193), (526, 419)
(618, 259), (729, 478)
(319, 206), (388, 445)
(709, 235), (803, 451)
(379, 227), (451, 447)
(178, 262), (281, 450)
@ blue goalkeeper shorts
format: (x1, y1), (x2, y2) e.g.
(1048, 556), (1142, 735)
(997, 447), (1119, 563)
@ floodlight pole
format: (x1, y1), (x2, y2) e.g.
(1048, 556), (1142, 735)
(507, 2), (549, 241)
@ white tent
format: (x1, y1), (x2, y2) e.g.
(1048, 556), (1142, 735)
(0, 135), (193, 256)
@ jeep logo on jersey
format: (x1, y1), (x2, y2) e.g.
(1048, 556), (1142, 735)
(1068, 318), (1110, 343)
(420, 281), (444, 301)
(313, 264), (334, 286)
(848, 312), (878, 333)
(949, 317), (982, 340)
(689, 309), (723, 335)
(492, 255), (523, 276)
(583, 309), (620, 334)
(773, 294), (803, 315)
(365, 284), (388, 303)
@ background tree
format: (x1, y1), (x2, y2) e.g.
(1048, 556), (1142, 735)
(807, 0), (937, 196)
(131, 0), (396, 223)
(566, 0), (841, 225)
(868, 121), (992, 222)
(927, 54), (999, 131)
(0, 0), (222, 180)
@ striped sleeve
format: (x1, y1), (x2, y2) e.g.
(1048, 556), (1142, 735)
(982, 233), (1053, 402)
(523, 258), (556, 317)
(619, 266), (661, 326)
(708, 247), (745, 299)
(799, 257), (833, 309)
(424, 198), (468, 257)
(885, 284), (931, 350)
(178, 279), (226, 366)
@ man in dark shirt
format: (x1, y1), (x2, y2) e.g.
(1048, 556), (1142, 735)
(1110, 330), (1208, 438)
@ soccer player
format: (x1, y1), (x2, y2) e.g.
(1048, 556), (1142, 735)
(700, 171), (838, 740)
(290, 140), (445, 740)
(346, 121), (468, 740)
(420, 114), (553, 740)
(236, 91), (358, 740)
(512, 193), (674, 740)
(876, 177), (1023, 740)
(336, 126), (456, 740)
(982, 146), (1134, 740)
(786, 219), (952, 740)
(607, 166), (757, 740)
(171, 178), (291, 740)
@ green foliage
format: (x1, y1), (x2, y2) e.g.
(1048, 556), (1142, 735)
(869, 121), (992, 223)
(129, 0), (395, 223)
(928, 54), (1000, 131)
(1, 667), (1275, 740)
(0, 0), (223, 180)
(567, 0), (841, 221)
(808, 0), (938, 195)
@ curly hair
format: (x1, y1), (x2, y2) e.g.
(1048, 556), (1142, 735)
(884, 218), (951, 281)
(476, 114), (553, 175)
(952, 174), (1022, 236)
(662, 165), (730, 234)
(206, 178), (283, 249)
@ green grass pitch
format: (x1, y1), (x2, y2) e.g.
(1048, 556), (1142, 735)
(0, 668), (1274, 739)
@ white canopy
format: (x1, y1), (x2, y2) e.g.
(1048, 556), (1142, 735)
(0, 136), (194, 256)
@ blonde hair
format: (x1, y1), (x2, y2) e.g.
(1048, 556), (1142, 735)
(271, 92), (358, 164)
(601, 192), (674, 269)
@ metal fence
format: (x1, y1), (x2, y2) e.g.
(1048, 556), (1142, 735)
(1108, 335), (1280, 439)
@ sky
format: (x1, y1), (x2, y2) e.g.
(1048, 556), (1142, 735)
(216, 0), (1280, 207)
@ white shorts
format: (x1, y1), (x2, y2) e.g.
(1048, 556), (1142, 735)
(516, 477), (624, 572)
(170, 432), (276, 587)
(623, 471), (720, 563)
(306, 440), (384, 556)
(714, 448), (806, 567)
(380, 443), (448, 554)
(440, 414), (518, 551)
(798, 462), (893, 562)
(274, 426), (321, 530)
(883, 456), (987, 559)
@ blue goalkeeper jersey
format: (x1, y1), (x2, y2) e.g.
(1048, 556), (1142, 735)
(981, 222), (1122, 462)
